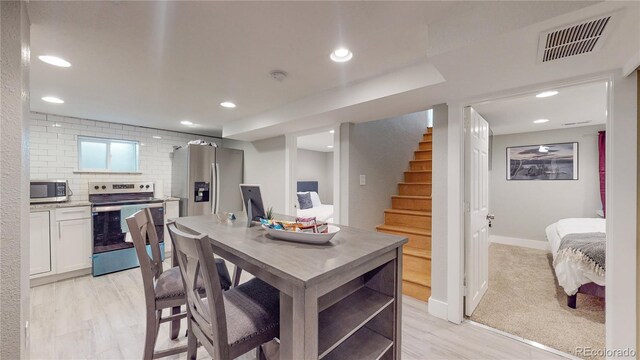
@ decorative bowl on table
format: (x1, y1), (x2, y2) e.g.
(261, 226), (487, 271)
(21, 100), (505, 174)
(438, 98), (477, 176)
(261, 224), (340, 244)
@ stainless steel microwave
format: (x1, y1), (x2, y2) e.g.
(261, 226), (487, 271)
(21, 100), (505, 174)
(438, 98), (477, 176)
(30, 180), (69, 203)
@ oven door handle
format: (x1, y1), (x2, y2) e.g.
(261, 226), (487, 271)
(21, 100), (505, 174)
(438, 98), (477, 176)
(92, 203), (164, 213)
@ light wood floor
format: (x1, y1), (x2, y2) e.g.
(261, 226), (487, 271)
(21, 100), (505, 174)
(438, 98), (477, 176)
(30, 262), (568, 360)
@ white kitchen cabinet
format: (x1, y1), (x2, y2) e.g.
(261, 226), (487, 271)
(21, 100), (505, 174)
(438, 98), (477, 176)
(164, 199), (179, 253)
(30, 211), (52, 276)
(56, 208), (92, 273)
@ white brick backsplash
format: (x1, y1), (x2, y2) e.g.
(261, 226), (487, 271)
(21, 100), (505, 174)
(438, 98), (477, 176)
(30, 112), (222, 201)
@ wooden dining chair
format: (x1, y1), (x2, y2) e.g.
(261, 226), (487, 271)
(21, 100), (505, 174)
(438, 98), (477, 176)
(126, 209), (232, 360)
(168, 223), (280, 360)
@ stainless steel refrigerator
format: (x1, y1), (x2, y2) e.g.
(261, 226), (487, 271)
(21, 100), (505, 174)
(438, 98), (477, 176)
(171, 145), (244, 217)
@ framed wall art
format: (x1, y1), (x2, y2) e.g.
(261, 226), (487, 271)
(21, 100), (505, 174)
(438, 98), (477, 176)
(506, 142), (578, 180)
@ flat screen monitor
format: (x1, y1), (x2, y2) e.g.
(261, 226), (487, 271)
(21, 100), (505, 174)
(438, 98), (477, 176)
(239, 184), (266, 224)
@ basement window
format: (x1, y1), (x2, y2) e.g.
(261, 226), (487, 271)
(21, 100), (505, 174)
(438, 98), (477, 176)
(77, 136), (139, 173)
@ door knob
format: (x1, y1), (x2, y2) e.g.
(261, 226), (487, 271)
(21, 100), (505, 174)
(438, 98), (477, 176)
(486, 214), (495, 220)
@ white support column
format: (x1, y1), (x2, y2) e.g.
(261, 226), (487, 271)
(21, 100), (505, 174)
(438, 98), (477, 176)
(0, 1), (31, 358)
(606, 71), (637, 356)
(429, 103), (449, 320)
(446, 102), (465, 324)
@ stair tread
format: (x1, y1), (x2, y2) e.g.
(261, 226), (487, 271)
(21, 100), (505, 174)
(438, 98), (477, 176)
(419, 140), (432, 144)
(403, 247), (432, 259)
(415, 149), (432, 152)
(405, 170), (432, 173)
(410, 159), (432, 162)
(391, 195), (432, 199)
(384, 208), (431, 216)
(404, 271), (431, 287)
(376, 224), (432, 236)
(399, 182), (431, 185)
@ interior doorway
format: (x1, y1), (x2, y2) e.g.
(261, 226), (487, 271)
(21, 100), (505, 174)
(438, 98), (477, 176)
(463, 80), (609, 358)
(285, 127), (341, 224)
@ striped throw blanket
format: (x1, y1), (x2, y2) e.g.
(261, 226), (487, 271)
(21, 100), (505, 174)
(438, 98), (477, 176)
(554, 232), (606, 277)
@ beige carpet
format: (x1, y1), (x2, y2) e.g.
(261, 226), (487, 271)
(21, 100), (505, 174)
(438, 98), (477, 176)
(469, 243), (605, 359)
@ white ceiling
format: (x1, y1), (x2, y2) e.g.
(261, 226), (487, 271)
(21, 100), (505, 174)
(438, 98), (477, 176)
(473, 81), (608, 135)
(27, 1), (639, 140)
(220, 1), (638, 141)
(28, 1), (454, 136)
(297, 131), (334, 153)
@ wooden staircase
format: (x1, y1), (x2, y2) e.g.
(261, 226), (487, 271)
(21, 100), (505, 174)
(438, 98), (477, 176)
(376, 128), (432, 301)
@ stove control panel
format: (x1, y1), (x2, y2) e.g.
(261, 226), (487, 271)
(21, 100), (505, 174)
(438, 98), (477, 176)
(89, 181), (154, 195)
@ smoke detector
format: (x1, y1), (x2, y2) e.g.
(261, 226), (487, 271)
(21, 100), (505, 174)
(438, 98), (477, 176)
(537, 13), (617, 63)
(270, 70), (288, 82)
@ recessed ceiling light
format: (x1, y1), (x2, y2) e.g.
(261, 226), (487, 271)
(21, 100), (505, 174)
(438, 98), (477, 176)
(330, 47), (353, 63)
(327, 145), (334, 149)
(52, 123), (62, 128)
(180, 120), (193, 125)
(152, 136), (162, 139)
(533, 119), (550, 124)
(42, 96), (64, 104)
(38, 55), (71, 68)
(536, 91), (558, 98)
(329, 130), (335, 134)
(538, 146), (549, 153)
(220, 102), (236, 108)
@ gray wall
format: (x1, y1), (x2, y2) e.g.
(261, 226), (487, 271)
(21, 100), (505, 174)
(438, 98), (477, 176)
(490, 125), (604, 241)
(0, 1), (30, 357)
(343, 110), (429, 230)
(325, 153), (334, 204)
(296, 149), (333, 204)
(223, 136), (286, 214)
(430, 104), (448, 303)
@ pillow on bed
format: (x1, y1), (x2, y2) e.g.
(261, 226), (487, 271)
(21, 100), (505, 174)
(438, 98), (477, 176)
(309, 191), (322, 207)
(297, 192), (313, 210)
(296, 191), (309, 208)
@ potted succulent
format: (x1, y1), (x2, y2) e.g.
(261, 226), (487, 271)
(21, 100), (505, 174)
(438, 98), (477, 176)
(265, 206), (274, 220)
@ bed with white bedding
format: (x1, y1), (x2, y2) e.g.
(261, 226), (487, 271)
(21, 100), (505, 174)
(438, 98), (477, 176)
(546, 218), (606, 308)
(296, 181), (334, 223)
(297, 204), (334, 223)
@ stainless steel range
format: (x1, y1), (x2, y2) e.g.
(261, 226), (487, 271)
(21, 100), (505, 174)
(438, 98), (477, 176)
(89, 181), (165, 276)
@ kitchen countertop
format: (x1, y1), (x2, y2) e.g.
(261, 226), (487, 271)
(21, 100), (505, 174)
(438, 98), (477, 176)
(30, 197), (179, 211)
(174, 212), (406, 359)
(30, 200), (92, 211)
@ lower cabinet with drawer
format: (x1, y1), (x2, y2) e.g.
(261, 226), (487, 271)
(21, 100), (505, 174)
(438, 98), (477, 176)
(30, 211), (52, 276)
(30, 205), (92, 284)
(56, 216), (92, 273)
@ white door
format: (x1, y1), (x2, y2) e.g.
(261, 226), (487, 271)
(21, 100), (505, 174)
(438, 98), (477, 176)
(464, 107), (490, 316)
(30, 211), (52, 275)
(57, 218), (92, 273)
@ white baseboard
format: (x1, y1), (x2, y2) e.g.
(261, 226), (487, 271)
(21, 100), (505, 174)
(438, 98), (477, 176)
(427, 297), (448, 320)
(30, 268), (92, 287)
(489, 235), (550, 251)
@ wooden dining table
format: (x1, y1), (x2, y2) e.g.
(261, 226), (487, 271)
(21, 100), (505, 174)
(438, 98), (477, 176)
(173, 213), (407, 360)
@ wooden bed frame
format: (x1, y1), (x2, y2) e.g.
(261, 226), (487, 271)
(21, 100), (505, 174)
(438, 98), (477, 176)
(567, 282), (606, 309)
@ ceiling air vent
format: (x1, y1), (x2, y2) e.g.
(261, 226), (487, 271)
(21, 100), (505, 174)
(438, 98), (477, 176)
(562, 120), (592, 126)
(538, 14), (615, 63)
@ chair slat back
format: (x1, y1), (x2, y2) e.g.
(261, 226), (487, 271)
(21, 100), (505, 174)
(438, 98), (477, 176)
(167, 223), (229, 359)
(126, 209), (164, 277)
(126, 209), (164, 298)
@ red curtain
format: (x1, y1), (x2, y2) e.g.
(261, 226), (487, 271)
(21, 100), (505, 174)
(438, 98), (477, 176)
(598, 131), (606, 216)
